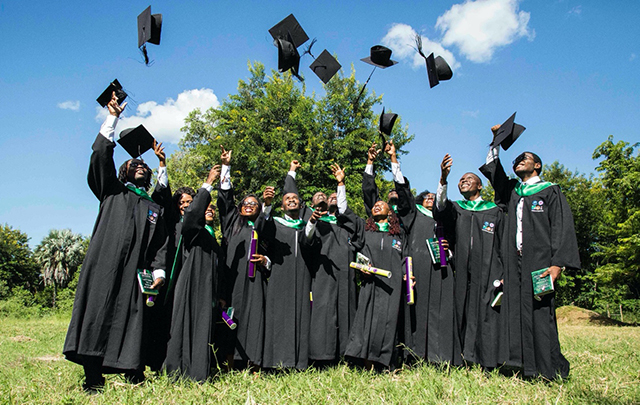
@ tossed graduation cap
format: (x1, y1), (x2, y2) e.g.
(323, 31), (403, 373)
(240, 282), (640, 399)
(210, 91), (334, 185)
(491, 112), (526, 151)
(354, 45), (398, 111)
(309, 50), (341, 84)
(269, 14), (309, 49)
(378, 107), (398, 147)
(414, 35), (453, 88)
(97, 79), (127, 107)
(275, 32), (302, 80)
(137, 6), (162, 66)
(118, 125), (155, 159)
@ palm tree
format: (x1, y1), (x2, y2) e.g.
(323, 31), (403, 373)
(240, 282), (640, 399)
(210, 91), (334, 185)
(34, 229), (86, 307)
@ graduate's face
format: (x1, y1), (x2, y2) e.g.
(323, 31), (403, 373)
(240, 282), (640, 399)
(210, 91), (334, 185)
(126, 159), (150, 186)
(422, 193), (435, 210)
(328, 193), (338, 213)
(372, 200), (390, 219)
(282, 193), (300, 214)
(178, 193), (194, 216)
(240, 196), (260, 219)
(205, 204), (216, 225)
(387, 190), (399, 205)
(458, 173), (482, 198)
(513, 153), (541, 178)
(312, 192), (328, 212)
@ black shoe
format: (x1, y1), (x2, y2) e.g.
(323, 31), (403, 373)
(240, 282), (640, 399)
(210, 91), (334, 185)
(124, 370), (145, 384)
(82, 377), (105, 395)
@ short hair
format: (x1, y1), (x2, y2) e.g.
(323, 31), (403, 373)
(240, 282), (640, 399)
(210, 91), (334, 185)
(118, 159), (152, 190)
(513, 151), (543, 175)
(172, 187), (197, 210)
(462, 172), (483, 187)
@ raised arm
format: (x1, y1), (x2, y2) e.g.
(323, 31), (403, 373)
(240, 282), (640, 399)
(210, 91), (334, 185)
(332, 163), (365, 250)
(479, 126), (518, 210)
(182, 165), (220, 244)
(283, 160), (312, 221)
(217, 146), (237, 236)
(362, 143), (381, 217)
(88, 92), (128, 200)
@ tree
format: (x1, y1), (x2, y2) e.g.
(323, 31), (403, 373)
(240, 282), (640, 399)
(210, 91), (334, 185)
(0, 224), (38, 299)
(33, 229), (87, 308)
(168, 62), (413, 217)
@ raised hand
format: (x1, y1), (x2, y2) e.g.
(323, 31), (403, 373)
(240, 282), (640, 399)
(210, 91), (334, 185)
(206, 164), (221, 185)
(330, 163), (345, 185)
(309, 207), (327, 224)
(290, 160), (302, 172)
(384, 140), (396, 157)
(263, 186), (275, 206)
(367, 143), (381, 164)
(153, 140), (166, 167)
(220, 145), (232, 165)
(107, 91), (127, 117)
(440, 154), (452, 185)
(491, 124), (501, 135)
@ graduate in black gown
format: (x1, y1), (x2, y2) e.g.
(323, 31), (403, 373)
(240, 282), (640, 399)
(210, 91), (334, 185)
(164, 165), (223, 382)
(262, 160), (323, 370)
(282, 162), (357, 365)
(381, 144), (460, 366)
(216, 146), (275, 369)
(434, 154), (503, 368)
(335, 157), (404, 370)
(63, 92), (169, 391)
(480, 126), (580, 379)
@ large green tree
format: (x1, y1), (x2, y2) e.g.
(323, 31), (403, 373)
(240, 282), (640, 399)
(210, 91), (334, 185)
(0, 224), (38, 299)
(168, 62), (413, 217)
(33, 229), (87, 308)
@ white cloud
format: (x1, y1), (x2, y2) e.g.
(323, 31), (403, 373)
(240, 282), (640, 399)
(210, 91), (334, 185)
(436, 0), (535, 63)
(58, 100), (80, 111)
(568, 5), (582, 16)
(381, 23), (460, 71)
(462, 110), (480, 118)
(95, 88), (219, 144)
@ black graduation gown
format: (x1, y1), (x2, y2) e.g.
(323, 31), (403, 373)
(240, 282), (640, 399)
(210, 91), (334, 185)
(283, 175), (357, 361)
(217, 185), (272, 365)
(480, 159), (580, 379)
(262, 218), (313, 369)
(341, 208), (403, 367)
(433, 197), (504, 368)
(164, 187), (221, 382)
(395, 179), (461, 365)
(63, 134), (167, 373)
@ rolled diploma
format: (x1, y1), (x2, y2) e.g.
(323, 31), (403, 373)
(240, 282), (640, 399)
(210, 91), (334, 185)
(248, 231), (258, 278)
(349, 262), (392, 278)
(145, 295), (155, 307)
(404, 257), (414, 305)
(221, 309), (237, 330)
(436, 222), (447, 267)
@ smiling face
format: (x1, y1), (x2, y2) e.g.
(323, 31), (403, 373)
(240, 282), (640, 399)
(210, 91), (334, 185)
(372, 200), (390, 221)
(387, 190), (399, 205)
(328, 192), (338, 213)
(240, 196), (260, 220)
(312, 191), (328, 212)
(205, 204), (216, 225)
(422, 193), (435, 211)
(513, 152), (541, 179)
(282, 192), (300, 218)
(126, 159), (150, 187)
(458, 172), (482, 200)
(178, 193), (194, 216)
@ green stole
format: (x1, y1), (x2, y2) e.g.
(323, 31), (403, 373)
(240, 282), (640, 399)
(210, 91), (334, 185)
(375, 222), (390, 232)
(415, 204), (433, 218)
(515, 181), (555, 197)
(455, 199), (497, 211)
(125, 184), (154, 202)
(274, 216), (306, 230)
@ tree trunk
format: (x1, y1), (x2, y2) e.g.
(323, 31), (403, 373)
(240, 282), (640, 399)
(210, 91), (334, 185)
(52, 283), (57, 309)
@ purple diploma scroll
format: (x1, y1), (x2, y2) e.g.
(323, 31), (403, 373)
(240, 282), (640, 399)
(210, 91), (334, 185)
(146, 295), (155, 307)
(247, 231), (258, 278)
(221, 309), (237, 330)
(404, 257), (414, 305)
(436, 221), (447, 267)
(349, 262), (392, 278)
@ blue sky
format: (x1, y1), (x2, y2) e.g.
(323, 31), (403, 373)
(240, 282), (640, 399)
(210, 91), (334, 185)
(1, 0), (638, 246)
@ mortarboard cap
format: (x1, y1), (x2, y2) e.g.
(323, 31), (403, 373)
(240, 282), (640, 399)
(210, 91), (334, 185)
(309, 50), (341, 84)
(269, 14), (309, 49)
(97, 79), (127, 107)
(491, 112), (526, 151)
(379, 107), (398, 147)
(426, 53), (453, 88)
(118, 125), (155, 159)
(276, 32), (302, 78)
(137, 6), (162, 48)
(361, 45), (398, 69)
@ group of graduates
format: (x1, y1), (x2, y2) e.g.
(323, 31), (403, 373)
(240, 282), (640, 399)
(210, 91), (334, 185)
(63, 92), (580, 393)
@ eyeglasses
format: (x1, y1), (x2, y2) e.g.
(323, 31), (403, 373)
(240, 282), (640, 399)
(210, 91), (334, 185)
(242, 201), (259, 207)
(129, 161), (148, 170)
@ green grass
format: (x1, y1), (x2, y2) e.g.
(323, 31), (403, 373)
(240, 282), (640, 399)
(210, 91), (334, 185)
(0, 314), (638, 404)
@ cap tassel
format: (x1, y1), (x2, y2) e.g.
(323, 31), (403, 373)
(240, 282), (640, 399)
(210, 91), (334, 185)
(302, 38), (317, 59)
(353, 66), (377, 112)
(140, 44), (154, 66)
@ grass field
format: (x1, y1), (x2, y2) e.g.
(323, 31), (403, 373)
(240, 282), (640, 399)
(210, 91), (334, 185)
(0, 307), (638, 404)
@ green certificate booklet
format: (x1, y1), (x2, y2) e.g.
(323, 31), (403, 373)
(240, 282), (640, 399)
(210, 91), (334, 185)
(531, 268), (554, 299)
(137, 269), (159, 296)
(426, 238), (441, 265)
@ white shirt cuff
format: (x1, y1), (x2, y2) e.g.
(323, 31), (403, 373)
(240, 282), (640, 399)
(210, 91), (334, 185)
(157, 166), (168, 188)
(486, 146), (499, 165)
(264, 256), (272, 271)
(262, 204), (272, 219)
(364, 164), (374, 176)
(305, 220), (316, 239)
(99, 115), (118, 142)
(391, 162), (404, 184)
(201, 183), (214, 193)
(436, 183), (448, 211)
(152, 269), (166, 280)
(337, 185), (347, 214)
(288, 171), (297, 179)
(220, 165), (231, 190)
